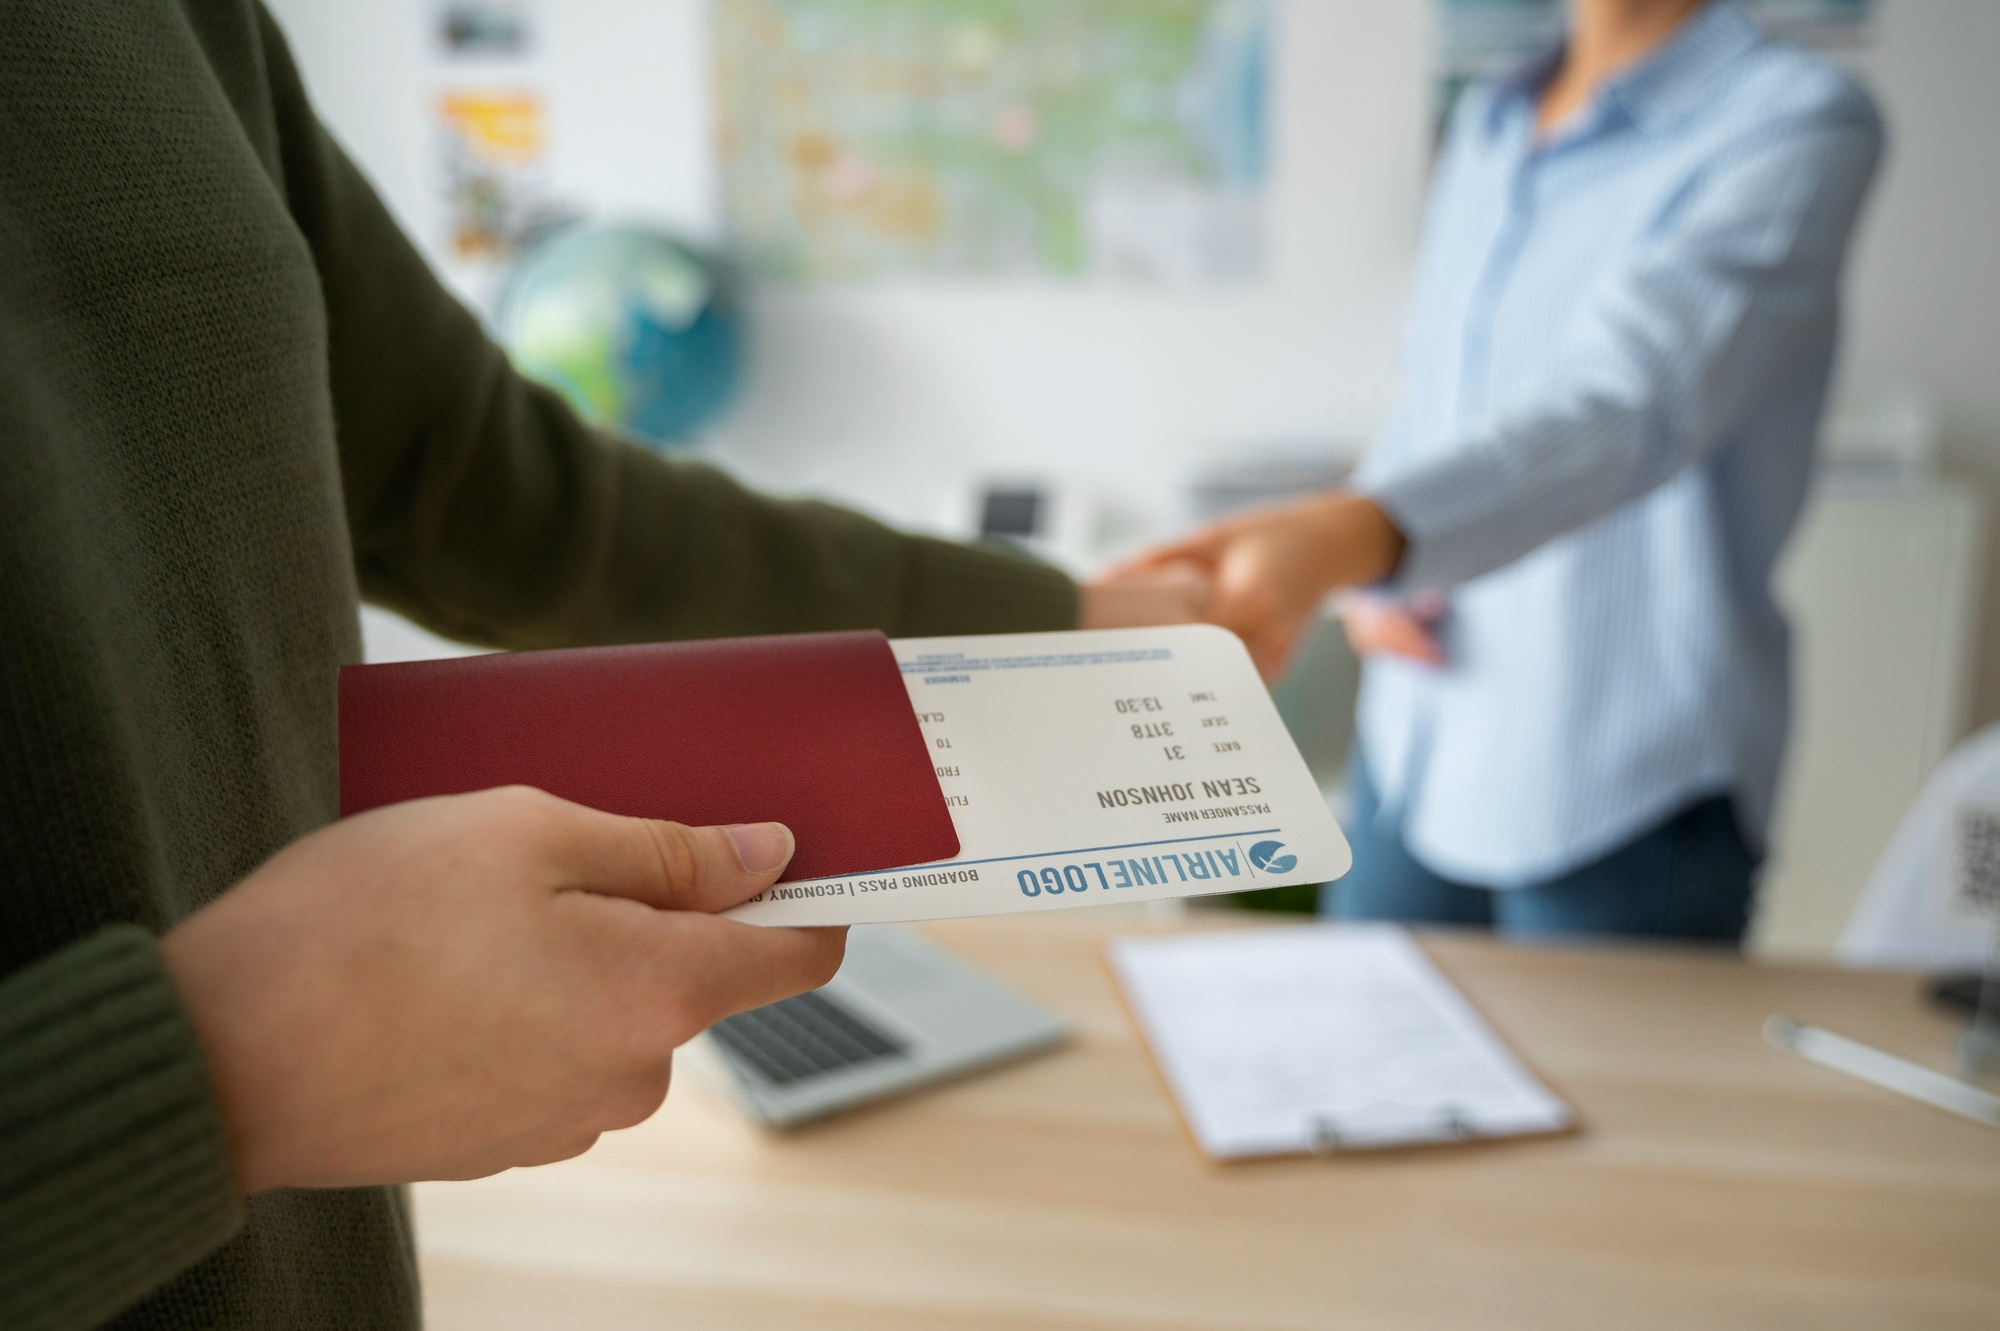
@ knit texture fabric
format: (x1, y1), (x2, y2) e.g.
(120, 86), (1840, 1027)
(0, 2), (1076, 1326)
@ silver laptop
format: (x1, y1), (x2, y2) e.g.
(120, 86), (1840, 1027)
(687, 925), (1068, 1127)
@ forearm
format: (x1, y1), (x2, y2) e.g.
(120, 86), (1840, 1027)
(1358, 384), (1672, 594)
(359, 438), (1081, 647)
(0, 928), (243, 1331)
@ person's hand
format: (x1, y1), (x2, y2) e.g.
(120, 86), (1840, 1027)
(1107, 492), (1406, 680)
(1337, 591), (1446, 667)
(161, 787), (843, 1195)
(1078, 561), (1211, 629)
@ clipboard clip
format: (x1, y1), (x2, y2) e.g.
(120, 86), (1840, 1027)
(1307, 1105), (1479, 1155)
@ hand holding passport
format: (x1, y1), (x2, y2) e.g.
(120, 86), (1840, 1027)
(162, 776), (841, 1194)
(340, 625), (1350, 923)
(168, 624), (1347, 1197)
(340, 630), (957, 883)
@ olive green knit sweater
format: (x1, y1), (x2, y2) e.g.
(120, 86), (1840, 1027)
(0, 3), (1075, 1327)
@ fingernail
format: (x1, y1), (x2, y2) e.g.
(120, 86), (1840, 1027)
(726, 822), (793, 875)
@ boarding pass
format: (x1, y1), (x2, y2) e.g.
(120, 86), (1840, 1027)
(728, 624), (1352, 925)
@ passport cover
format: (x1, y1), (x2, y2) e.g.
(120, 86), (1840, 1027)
(338, 630), (958, 883)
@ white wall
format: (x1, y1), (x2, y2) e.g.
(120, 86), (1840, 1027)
(1844, 2), (2000, 444)
(265, 0), (716, 247)
(266, 0), (1427, 534)
(1839, 1), (2000, 726)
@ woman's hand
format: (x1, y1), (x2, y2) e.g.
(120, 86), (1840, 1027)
(1096, 492), (1406, 681)
(1337, 591), (1446, 667)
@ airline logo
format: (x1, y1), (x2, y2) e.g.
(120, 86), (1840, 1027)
(1248, 839), (1297, 874)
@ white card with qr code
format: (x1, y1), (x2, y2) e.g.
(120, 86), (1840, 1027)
(1938, 802), (2000, 926)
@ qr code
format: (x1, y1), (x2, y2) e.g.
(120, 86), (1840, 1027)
(1950, 804), (2000, 921)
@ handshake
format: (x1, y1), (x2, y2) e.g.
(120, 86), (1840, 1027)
(1081, 489), (1432, 678)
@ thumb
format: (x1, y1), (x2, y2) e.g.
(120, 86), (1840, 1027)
(558, 806), (796, 914)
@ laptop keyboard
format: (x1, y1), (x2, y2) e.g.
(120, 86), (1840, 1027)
(709, 989), (910, 1088)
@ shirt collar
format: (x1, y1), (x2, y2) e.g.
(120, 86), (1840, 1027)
(1487, 42), (1564, 133)
(1605, 1), (1763, 131)
(1486, 0), (1764, 139)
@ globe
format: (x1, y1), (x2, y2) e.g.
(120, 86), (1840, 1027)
(495, 223), (742, 450)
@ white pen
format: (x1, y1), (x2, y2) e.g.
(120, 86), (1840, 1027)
(1764, 1016), (2000, 1129)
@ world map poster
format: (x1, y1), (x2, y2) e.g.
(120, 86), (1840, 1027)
(715, 0), (1269, 284)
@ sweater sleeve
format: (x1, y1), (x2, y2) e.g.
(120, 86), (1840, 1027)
(1361, 106), (1881, 596)
(253, 9), (1076, 651)
(0, 927), (243, 1331)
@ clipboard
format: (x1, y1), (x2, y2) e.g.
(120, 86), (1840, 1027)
(1108, 924), (1577, 1162)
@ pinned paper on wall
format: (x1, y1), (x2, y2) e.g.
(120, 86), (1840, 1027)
(435, 0), (535, 58)
(436, 90), (567, 261)
(714, 0), (1271, 284)
(426, 0), (577, 288)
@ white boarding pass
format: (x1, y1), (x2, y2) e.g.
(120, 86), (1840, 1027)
(728, 624), (1352, 925)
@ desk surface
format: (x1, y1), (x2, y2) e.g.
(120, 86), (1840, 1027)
(415, 908), (2000, 1330)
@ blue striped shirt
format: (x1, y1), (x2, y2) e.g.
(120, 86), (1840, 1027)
(1352, 1), (1882, 886)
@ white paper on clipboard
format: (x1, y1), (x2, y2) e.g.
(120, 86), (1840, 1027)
(1110, 925), (1573, 1160)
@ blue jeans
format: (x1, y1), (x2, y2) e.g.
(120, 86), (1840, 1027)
(1320, 751), (1757, 944)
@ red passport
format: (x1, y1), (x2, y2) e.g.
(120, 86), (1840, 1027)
(338, 630), (957, 883)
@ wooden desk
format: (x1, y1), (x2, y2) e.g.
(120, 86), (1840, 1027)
(415, 909), (2000, 1330)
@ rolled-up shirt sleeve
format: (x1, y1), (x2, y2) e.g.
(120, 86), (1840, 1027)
(1363, 106), (1882, 595)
